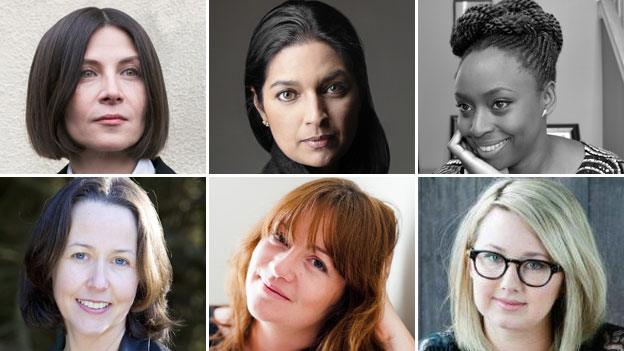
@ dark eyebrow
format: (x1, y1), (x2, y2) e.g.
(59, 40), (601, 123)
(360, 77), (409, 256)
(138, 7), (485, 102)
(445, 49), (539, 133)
(82, 56), (140, 66)
(67, 242), (136, 255)
(455, 87), (517, 101)
(268, 69), (350, 89)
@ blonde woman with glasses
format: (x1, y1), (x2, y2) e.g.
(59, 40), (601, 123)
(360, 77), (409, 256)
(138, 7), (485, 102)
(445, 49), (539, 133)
(420, 179), (624, 351)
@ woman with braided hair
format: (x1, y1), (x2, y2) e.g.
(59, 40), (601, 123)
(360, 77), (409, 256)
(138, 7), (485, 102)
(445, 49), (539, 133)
(438, 0), (624, 174)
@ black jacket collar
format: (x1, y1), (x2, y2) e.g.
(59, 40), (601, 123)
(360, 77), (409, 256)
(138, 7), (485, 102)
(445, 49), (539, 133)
(58, 157), (176, 174)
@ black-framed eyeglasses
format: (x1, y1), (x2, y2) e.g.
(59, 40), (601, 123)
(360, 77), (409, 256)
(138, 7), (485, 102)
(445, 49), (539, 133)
(467, 249), (563, 287)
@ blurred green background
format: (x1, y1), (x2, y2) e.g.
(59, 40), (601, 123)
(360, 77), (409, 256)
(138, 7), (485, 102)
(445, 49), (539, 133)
(0, 177), (206, 351)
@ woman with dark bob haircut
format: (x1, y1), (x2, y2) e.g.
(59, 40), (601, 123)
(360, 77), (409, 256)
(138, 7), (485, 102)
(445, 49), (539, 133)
(26, 8), (175, 174)
(20, 178), (174, 350)
(245, 1), (390, 173)
(438, 0), (624, 174)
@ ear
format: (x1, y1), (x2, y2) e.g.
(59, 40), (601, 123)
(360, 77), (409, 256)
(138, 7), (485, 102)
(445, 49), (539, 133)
(251, 87), (267, 121)
(541, 81), (557, 116)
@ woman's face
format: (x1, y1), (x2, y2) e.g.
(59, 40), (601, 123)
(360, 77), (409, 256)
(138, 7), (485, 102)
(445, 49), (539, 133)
(245, 216), (346, 332)
(454, 47), (546, 170)
(254, 40), (360, 170)
(470, 207), (563, 334)
(53, 200), (139, 339)
(65, 26), (146, 154)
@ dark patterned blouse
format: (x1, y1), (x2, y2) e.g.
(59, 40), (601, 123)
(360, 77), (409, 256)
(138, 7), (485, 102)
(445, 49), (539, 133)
(419, 323), (624, 351)
(437, 142), (624, 174)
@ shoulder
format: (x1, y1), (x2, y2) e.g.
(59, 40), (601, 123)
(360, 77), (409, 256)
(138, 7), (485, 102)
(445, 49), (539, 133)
(582, 323), (624, 350)
(577, 142), (624, 174)
(436, 159), (464, 174)
(419, 330), (460, 351)
(151, 157), (176, 174)
(120, 332), (171, 351)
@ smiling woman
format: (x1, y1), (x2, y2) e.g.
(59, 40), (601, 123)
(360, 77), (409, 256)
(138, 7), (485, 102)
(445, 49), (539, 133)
(437, 0), (624, 174)
(26, 8), (174, 174)
(19, 178), (173, 350)
(209, 178), (414, 350)
(419, 179), (624, 351)
(245, 1), (389, 173)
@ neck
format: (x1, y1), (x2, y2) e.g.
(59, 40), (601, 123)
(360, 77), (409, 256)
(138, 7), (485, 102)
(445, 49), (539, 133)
(485, 319), (553, 351)
(69, 151), (138, 174)
(64, 325), (125, 351)
(246, 320), (318, 351)
(508, 130), (554, 174)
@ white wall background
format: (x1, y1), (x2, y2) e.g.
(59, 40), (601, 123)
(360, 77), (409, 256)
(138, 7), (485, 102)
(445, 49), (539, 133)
(0, 0), (205, 174)
(209, 176), (415, 336)
(418, 0), (602, 172)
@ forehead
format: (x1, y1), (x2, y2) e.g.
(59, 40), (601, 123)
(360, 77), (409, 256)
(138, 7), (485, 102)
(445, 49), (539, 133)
(67, 200), (138, 250)
(474, 207), (548, 256)
(455, 47), (537, 97)
(264, 40), (348, 85)
(83, 25), (138, 60)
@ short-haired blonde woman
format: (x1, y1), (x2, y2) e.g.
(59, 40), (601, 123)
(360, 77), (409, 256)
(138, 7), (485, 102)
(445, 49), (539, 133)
(210, 178), (414, 350)
(20, 178), (174, 350)
(419, 179), (624, 351)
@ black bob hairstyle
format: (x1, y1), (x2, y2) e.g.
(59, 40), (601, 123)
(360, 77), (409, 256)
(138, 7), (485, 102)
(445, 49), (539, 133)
(244, 0), (390, 173)
(26, 7), (169, 161)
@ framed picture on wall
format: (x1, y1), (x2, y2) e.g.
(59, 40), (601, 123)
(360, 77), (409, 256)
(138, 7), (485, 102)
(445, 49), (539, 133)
(454, 0), (493, 22)
(547, 124), (580, 140)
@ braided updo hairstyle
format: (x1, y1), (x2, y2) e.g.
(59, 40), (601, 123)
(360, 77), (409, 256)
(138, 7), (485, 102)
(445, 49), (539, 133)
(450, 0), (563, 89)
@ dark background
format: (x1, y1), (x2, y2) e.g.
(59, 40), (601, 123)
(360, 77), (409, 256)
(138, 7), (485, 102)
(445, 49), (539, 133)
(209, 0), (415, 174)
(419, 177), (624, 339)
(0, 177), (205, 351)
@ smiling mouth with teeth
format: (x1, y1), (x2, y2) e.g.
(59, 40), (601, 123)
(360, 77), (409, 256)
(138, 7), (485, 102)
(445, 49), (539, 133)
(476, 138), (511, 153)
(77, 299), (110, 310)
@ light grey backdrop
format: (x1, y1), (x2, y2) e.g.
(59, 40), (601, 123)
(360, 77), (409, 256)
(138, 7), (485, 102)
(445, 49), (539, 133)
(209, 176), (415, 336)
(209, 0), (415, 174)
(0, 0), (205, 174)
(419, 177), (624, 339)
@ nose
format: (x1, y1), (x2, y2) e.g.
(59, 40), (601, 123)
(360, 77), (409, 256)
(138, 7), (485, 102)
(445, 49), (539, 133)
(87, 260), (110, 290)
(303, 94), (328, 126)
(469, 108), (494, 138)
(268, 250), (297, 282)
(499, 263), (522, 291)
(99, 73), (123, 105)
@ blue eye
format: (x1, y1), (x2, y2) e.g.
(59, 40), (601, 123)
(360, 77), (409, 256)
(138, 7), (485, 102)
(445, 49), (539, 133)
(311, 258), (327, 273)
(483, 252), (502, 263)
(71, 252), (87, 260)
(114, 257), (129, 266)
(524, 260), (547, 271)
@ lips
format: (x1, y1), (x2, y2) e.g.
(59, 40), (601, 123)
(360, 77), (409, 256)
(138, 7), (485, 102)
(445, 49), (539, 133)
(76, 298), (111, 313)
(301, 134), (335, 149)
(493, 296), (526, 311)
(261, 278), (290, 301)
(475, 137), (511, 154)
(94, 114), (128, 126)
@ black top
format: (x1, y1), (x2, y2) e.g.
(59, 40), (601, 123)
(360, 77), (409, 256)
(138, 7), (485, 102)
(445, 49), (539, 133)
(436, 142), (624, 174)
(50, 330), (170, 351)
(419, 323), (624, 351)
(57, 157), (176, 174)
(262, 145), (311, 174)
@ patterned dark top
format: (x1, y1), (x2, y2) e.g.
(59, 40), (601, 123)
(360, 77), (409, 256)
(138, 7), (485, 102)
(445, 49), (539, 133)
(437, 142), (624, 174)
(419, 323), (624, 351)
